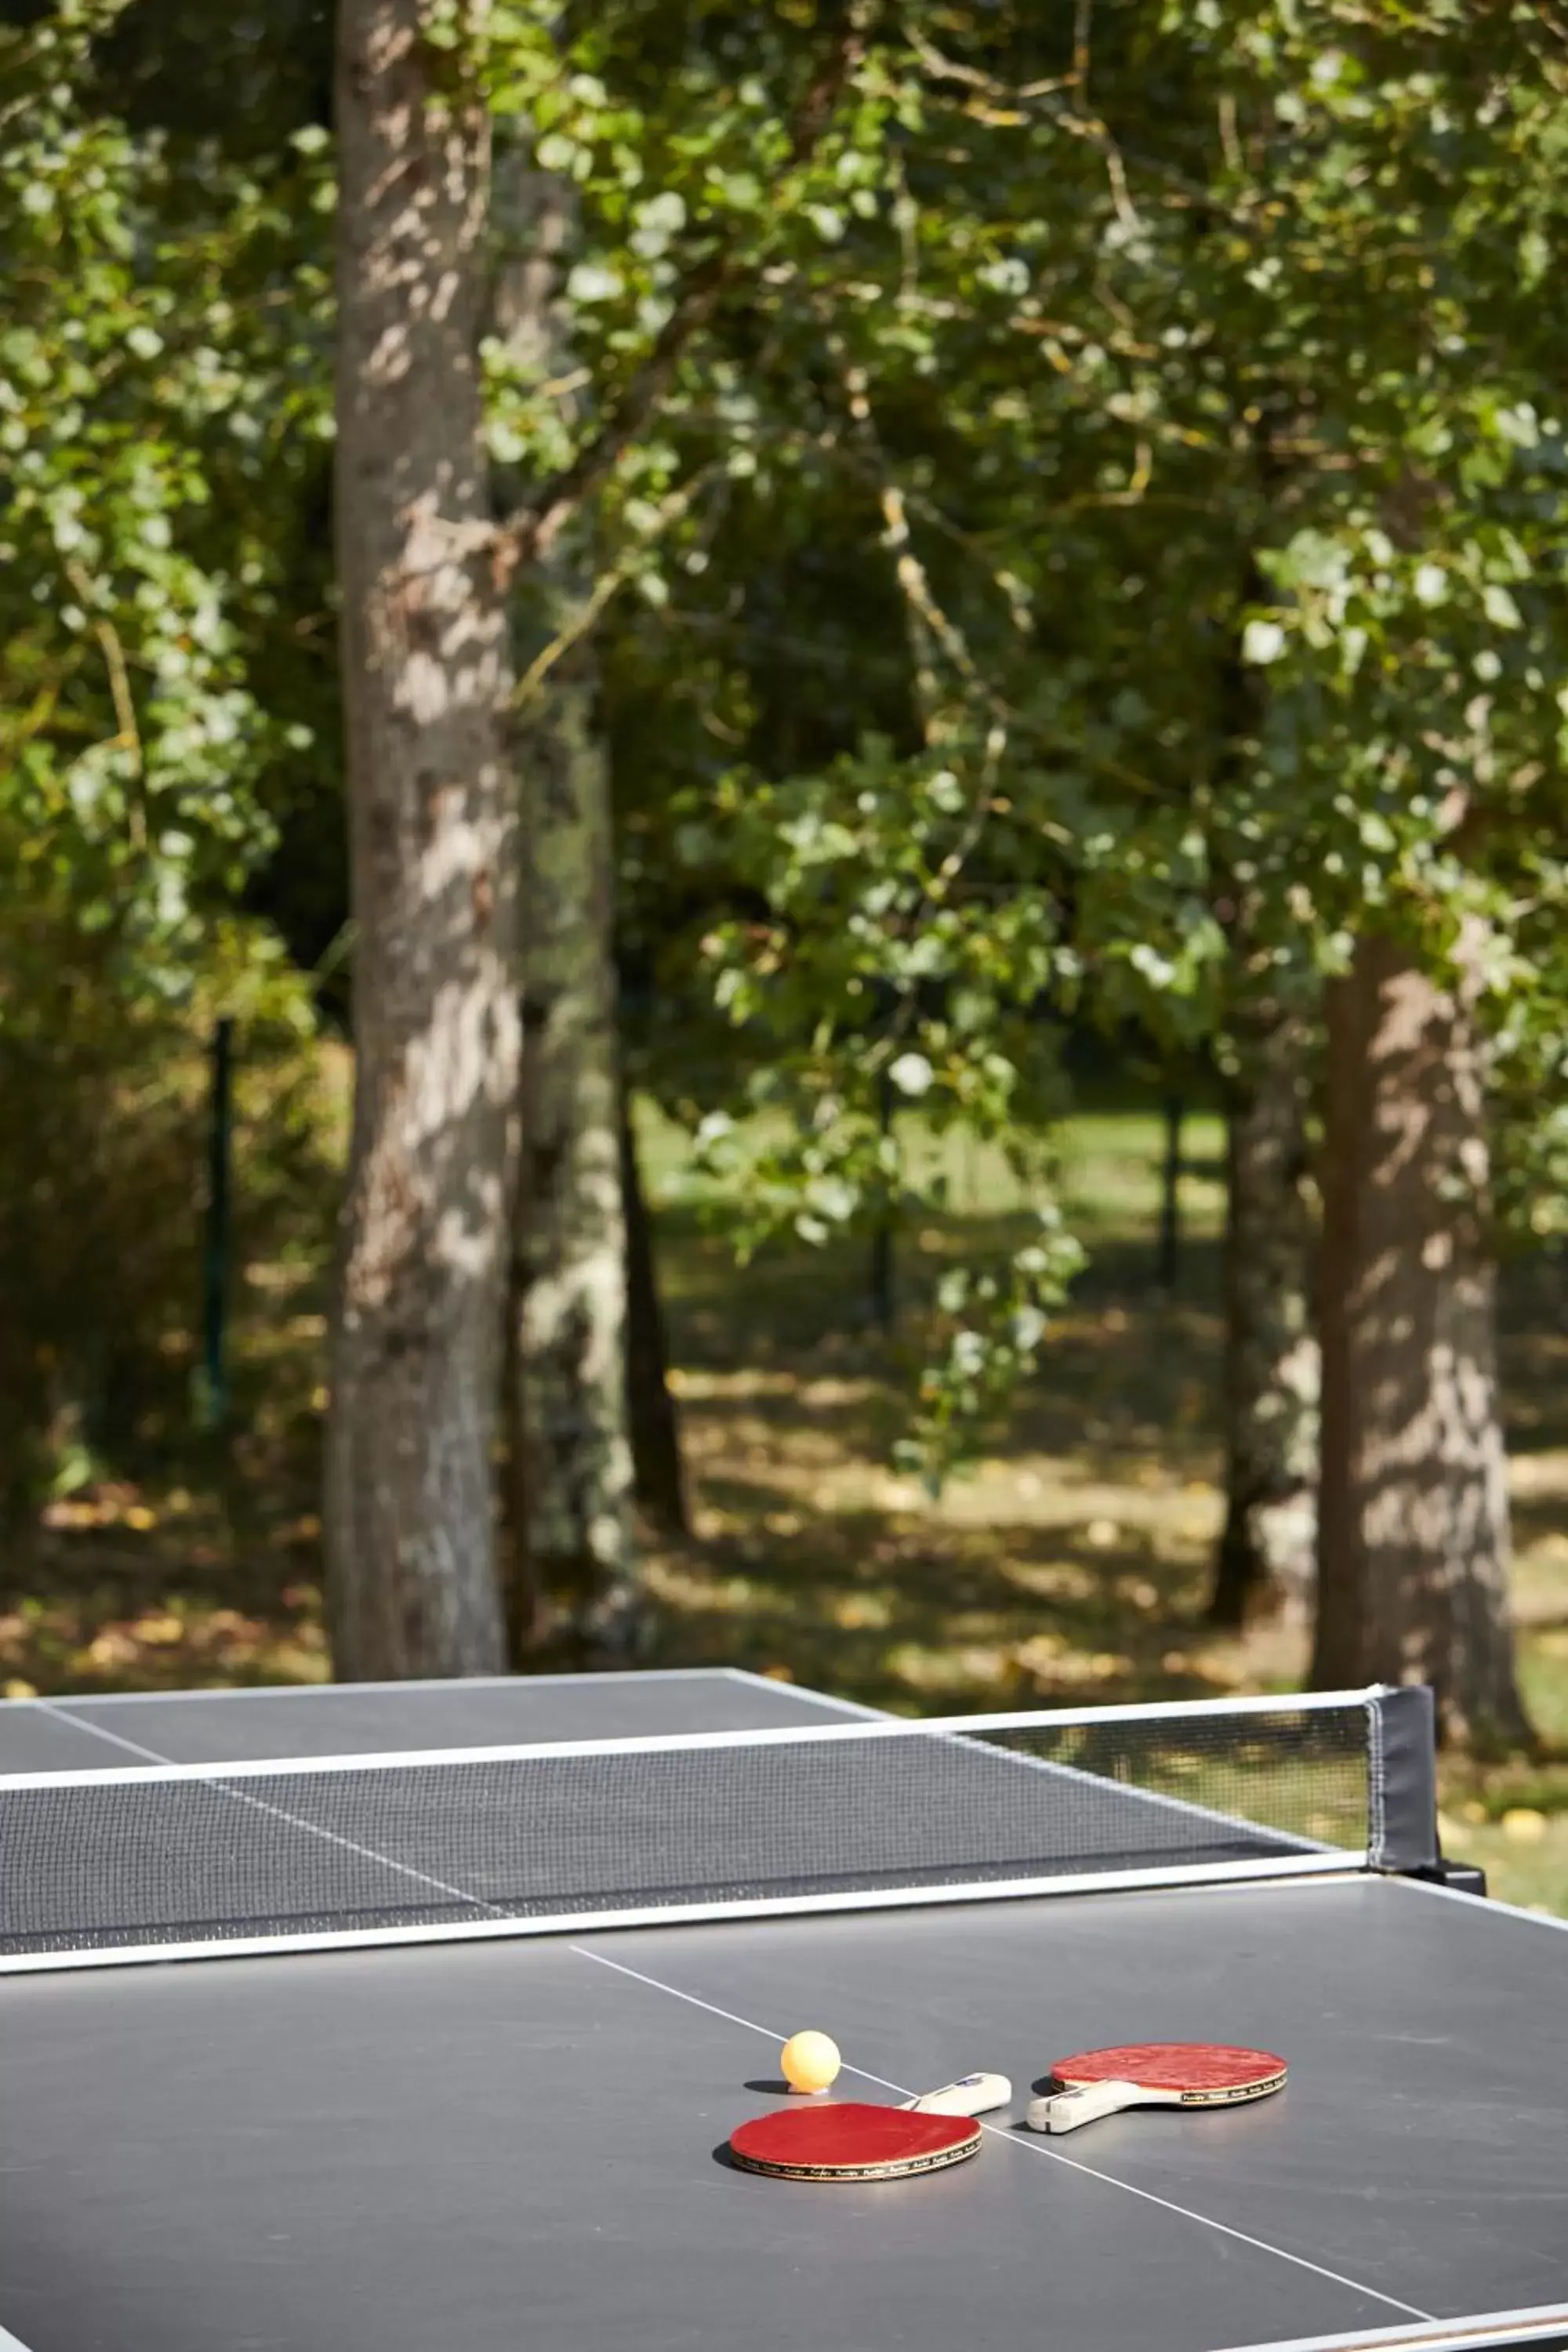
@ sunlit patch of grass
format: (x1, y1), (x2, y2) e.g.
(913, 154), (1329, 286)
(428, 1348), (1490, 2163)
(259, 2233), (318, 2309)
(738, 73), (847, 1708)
(1517, 1633), (1568, 1748)
(882, 1642), (1026, 1698)
(1436, 1802), (1568, 1918)
(1056, 1111), (1226, 1240)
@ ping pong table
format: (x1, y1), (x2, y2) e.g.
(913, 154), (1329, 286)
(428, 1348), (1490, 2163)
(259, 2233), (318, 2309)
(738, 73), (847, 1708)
(0, 1667), (1564, 2352)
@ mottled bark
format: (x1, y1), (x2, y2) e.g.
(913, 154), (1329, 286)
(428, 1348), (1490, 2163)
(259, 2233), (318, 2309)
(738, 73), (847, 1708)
(1312, 929), (1526, 1744)
(510, 688), (639, 1652)
(326, 0), (517, 1679)
(495, 154), (641, 1657)
(622, 1096), (689, 1537)
(1210, 1008), (1319, 1630)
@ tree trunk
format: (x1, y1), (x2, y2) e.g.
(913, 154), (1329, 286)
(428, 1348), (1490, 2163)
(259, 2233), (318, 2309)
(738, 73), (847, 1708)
(622, 1095), (689, 1537)
(495, 151), (641, 1659)
(1209, 1007), (1319, 1630)
(509, 689), (640, 1654)
(325, 0), (517, 1679)
(1312, 928), (1526, 1744)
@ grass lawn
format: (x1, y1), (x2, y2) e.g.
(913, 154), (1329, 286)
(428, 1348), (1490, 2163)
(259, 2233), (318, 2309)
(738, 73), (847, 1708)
(4, 1097), (1566, 1913)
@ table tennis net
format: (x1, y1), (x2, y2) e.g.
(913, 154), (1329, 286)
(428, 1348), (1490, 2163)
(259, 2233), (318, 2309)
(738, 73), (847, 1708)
(0, 1692), (1423, 1968)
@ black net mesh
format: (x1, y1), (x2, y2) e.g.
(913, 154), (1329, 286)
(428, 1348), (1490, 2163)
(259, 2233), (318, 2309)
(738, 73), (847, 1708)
(0, 1704), (1373, 1959)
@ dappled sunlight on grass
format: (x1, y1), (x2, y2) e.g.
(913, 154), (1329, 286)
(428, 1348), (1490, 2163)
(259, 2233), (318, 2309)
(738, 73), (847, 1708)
(636, 1120), (1568, 1910)
(6, 1099), (1568, 1915)
(1436, 1790), (1568, 1917)
(641, 1279), (1293, 1719)
(0, 1571), (327, 1699)
(0, 1432), (327, 1700)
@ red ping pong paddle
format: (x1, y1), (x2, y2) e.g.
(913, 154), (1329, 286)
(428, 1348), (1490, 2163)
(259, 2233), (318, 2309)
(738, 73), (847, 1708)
(728, 2073), (1011, 2182)
(1025, 2042), (1287, 2136)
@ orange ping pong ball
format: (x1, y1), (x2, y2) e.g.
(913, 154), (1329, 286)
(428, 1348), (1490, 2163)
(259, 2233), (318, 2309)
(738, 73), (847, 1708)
(780, 2031), (841, 2093)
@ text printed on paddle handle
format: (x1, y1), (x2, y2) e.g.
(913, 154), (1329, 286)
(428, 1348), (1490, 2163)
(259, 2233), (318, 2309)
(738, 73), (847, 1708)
(1025, 2080), (1145, 2133)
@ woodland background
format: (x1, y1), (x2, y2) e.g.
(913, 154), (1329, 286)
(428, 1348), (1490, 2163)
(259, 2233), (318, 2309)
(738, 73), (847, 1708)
(5, 0), (1568, 1907)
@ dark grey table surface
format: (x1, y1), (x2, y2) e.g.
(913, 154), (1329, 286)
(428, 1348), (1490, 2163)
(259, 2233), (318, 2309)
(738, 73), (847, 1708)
(1, 1669), (1565, 2352)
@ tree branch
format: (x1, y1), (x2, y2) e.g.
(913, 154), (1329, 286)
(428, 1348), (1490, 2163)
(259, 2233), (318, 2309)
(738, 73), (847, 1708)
(493, 3), (874, 583)
(512, 465), (717, 709)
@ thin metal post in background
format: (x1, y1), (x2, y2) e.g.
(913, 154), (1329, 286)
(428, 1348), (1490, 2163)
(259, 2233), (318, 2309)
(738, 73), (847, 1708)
(200, 1017), (235, 1428)
(870, 1064), (895, 1331)
(1156, 1092), (1184, 1293)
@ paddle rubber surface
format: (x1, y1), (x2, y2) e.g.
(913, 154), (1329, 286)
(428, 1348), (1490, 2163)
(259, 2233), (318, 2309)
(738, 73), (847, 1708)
(1051, 2043), (1287, 2095)
(728, 2103), (982, 2181)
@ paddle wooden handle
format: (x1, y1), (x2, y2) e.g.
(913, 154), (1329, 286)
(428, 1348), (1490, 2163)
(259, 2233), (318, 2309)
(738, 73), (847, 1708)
(902, 2072), (1012, 2118)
